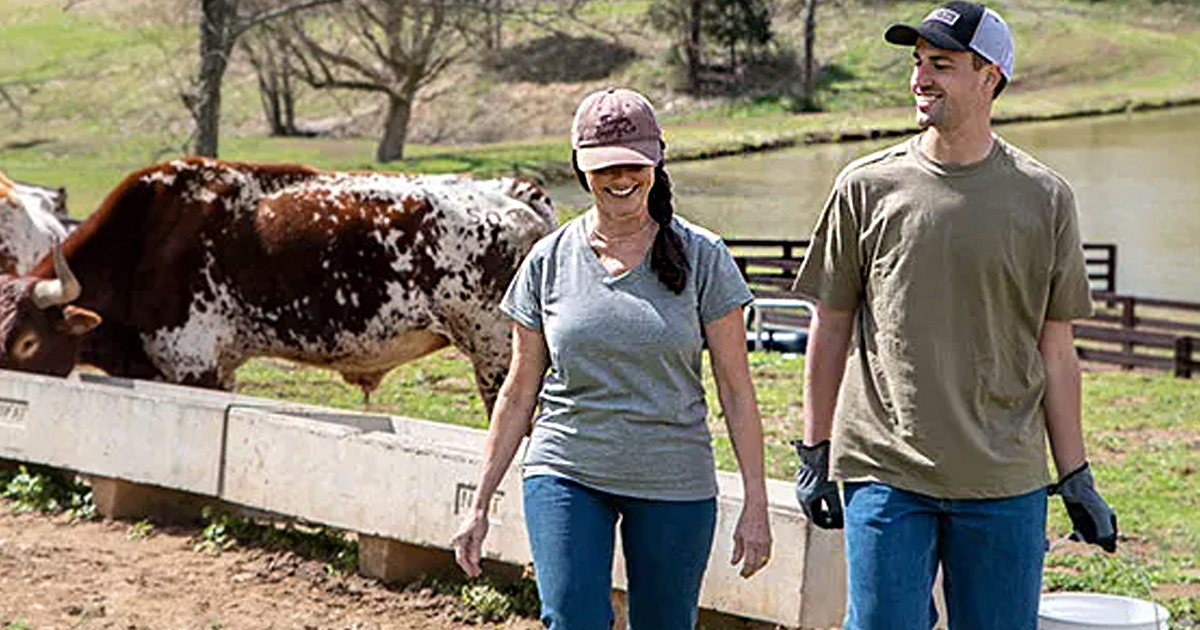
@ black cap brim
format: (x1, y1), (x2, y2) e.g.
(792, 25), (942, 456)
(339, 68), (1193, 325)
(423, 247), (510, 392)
(884, 23), (970, 52)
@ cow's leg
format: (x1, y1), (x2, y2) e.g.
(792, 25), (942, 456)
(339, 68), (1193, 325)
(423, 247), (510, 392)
(442, 312), (511, 418)
(467, 352), (505, 417)
(341, 369), (389, 405)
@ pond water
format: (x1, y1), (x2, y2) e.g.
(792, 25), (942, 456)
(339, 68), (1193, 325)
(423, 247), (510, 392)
(548, 106), (1200, 301)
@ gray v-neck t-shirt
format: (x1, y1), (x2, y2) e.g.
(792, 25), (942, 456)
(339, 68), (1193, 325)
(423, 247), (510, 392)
(501, 212), (753, 500)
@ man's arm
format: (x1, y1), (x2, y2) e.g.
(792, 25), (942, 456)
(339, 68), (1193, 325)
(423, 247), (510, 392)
(803, 303), (855, 443)
(1040, 319), (1085, 477)
(1041, 318), (1118, 552)
(792, 302), (855, 529)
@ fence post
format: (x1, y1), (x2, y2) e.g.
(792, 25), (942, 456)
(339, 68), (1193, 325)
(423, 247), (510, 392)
(1175, 337), (1194, 379)
(1107, 244), (1118, 294)
(1121, 297), (1137, 368)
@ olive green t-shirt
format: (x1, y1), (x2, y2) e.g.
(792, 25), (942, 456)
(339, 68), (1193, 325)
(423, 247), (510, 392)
(793, 135), (1094, 499)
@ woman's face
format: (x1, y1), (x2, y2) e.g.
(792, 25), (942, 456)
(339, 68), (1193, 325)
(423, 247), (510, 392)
(585, 164), (654, 217)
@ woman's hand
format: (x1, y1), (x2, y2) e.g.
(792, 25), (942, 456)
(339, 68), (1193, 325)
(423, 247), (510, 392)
(453, 323), (549, 578)
(451, 513), (490, 577)
(730, 499), (773, 578)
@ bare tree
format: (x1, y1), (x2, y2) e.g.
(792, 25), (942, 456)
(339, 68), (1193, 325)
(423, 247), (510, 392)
(799, 0), (818, 107)
(649, 0), (705, 92)
(185, 0), (343, 157)
(284, 0), (498, 162)
(777, 0), (820, 108)
(240, 26), (305, 136)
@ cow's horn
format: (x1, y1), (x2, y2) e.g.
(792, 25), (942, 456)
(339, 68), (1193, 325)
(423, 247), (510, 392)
(31, 245), (82, 309)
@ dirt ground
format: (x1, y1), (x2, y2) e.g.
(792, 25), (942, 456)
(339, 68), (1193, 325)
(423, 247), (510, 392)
(0, 503), (543, 630)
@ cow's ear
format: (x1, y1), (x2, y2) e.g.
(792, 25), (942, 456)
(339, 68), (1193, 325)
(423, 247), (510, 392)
(57, 306), (102, 336)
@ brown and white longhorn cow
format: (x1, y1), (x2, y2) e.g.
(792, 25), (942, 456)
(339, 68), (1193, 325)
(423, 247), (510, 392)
(0, 170), (72, 274)
(0, 158), (556, 412)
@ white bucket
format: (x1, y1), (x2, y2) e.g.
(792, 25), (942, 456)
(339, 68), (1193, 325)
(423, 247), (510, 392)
(1039, 593), (1170, 630)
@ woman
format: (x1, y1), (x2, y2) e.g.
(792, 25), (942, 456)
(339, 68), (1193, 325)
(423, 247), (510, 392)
(451, 87), (771, 630)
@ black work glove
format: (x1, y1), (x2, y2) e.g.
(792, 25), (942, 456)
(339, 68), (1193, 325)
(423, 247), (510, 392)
(792, 439), (844, 529)
(1049, 462), (1118, 553)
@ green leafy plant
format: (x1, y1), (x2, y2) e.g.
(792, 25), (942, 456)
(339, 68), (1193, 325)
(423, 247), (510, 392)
(126, 519), (155, 541)
(406, 572), (539, 623)
(459, 576), (540, 623)
(1, 465), (95, 521)
(460, 582), (514, 622)
(194, 507), (358, 575)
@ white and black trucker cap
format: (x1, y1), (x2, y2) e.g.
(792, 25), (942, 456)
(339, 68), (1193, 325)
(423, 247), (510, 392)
(884, 1), (1014, 81)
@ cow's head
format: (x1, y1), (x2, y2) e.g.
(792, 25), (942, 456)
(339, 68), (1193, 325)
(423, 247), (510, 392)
(0, 248), (101, 376)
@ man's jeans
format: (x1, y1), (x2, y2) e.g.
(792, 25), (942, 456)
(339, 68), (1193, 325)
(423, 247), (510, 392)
(523, 475), (717, 630)
(842, 482), (1047, 630)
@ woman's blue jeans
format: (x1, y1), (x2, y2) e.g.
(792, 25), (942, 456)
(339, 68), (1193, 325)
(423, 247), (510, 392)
(842, 482), (1047, 630)
(523, 475), (717, 630)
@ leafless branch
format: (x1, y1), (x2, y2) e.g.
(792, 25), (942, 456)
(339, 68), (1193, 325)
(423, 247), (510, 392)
(0, 84), (24, 119)
(237, 0), (345, 36)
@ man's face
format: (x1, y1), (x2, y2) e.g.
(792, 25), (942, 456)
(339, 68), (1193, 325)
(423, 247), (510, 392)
(909, 38), (995, 130)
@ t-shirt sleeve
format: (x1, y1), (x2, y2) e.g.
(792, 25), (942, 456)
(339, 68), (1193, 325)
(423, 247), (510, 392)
(1046, 184), (1094, 321)
(791, 175), (863, 309)
(500, 246), (545, 330)
(697, 238), (755, 325)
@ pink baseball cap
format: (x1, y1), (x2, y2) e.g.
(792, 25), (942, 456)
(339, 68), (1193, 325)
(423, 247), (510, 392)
(571, 88), (663, 171)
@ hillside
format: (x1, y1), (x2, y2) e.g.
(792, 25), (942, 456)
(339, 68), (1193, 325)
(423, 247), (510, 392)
(1, 0), (1199, 213)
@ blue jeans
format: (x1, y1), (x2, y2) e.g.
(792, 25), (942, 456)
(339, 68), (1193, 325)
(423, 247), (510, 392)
(523, 475), (717, 630)
(842, 482), (1047, 630)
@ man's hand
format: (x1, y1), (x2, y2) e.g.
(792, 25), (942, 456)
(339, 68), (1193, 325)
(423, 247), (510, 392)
(1050, 462), (1118, 553)
(792, 439), (843, 529)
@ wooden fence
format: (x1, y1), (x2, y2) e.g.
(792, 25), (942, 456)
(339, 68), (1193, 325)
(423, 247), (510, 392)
(725, 239), (1197, 378)
(725, 238), (1118, 297)
(1076, 293), (1200, 377)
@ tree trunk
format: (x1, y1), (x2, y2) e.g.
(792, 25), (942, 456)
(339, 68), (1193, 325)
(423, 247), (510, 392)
(685, 0), (702, 91)
(195, 0), (236, 157)
(252, 43), (286, 135)
(281, 56), (297, 135)
(376, 93), (412, 163)
(801, 0), (818, 107)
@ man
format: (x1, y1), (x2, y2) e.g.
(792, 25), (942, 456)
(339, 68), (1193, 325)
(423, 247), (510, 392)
(790, 3), (1119, 629)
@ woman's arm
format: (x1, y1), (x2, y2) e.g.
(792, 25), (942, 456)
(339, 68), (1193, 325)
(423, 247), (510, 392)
(452, 322), (548, 576)
(705, 306), (773, 578)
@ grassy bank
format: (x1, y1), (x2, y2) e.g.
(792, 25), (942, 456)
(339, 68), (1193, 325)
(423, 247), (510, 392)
(1, 0), (1199, 214)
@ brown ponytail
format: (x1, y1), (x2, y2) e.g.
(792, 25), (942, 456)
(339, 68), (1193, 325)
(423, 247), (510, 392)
(572, 151), (689, 294)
